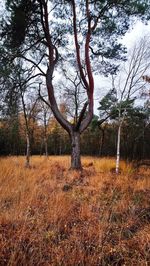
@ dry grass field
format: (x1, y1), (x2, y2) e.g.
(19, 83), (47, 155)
(0, 156), (150, 266)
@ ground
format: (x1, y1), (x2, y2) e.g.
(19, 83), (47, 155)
(0, 156), (150, 266)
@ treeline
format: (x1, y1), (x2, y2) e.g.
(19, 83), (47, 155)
(0, 111), (149, 160)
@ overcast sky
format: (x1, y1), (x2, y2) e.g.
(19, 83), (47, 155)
(94, 20), (150, 113)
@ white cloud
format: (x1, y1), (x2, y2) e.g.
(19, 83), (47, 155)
(94, 20), (150, 114)
(122, 20), (150, 49)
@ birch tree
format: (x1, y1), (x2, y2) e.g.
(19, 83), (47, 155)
(99, 38), (150, 173)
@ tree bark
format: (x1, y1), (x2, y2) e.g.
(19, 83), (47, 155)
(99, 127), (105, 156)
(25, 131), (30, 168)
(70, 131), (81, 170)
(116, 123), (121, 174)
(44, 114), (48, 157)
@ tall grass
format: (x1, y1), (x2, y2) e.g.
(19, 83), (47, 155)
(0, 156), (150, 265)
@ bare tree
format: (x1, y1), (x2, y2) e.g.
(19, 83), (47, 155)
(38, 98), (52, 157)
(113, 37), (150, 173)
(58, 70), (86, 124)
(20, 89), (39, 167)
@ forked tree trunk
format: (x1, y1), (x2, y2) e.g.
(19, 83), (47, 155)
(25, 131), (30, 168)
(43, 0), (94, 170)
(70, 131), (81, 169)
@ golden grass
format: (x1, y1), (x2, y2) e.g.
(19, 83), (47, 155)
(0, 156), (150, 266)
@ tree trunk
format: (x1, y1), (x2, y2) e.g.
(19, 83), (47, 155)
(99, 128), (105, 156)
(45, 0), (94, 170)
(25, 132), (30, 168)
(70, 131), (81, 170)
(59, 139), (62, 155)
(44, 112), (48, 157)
(116, 124), (121, 174)
(44, 136), (48, 157)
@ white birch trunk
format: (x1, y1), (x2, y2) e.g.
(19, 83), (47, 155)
(116, 123), (121, 174)
(116, 109), (126, 174)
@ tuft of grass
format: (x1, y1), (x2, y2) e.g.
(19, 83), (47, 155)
(0, 156), (150, 265)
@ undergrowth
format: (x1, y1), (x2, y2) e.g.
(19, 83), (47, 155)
(0, 156), (150, 266)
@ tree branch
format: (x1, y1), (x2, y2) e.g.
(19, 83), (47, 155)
(72, 0), (89, 90)
(75, 101), (88, 130)
(20, 55), (46, 76)
(38, 83), (51, 108)
(46, 68), (72, 134)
